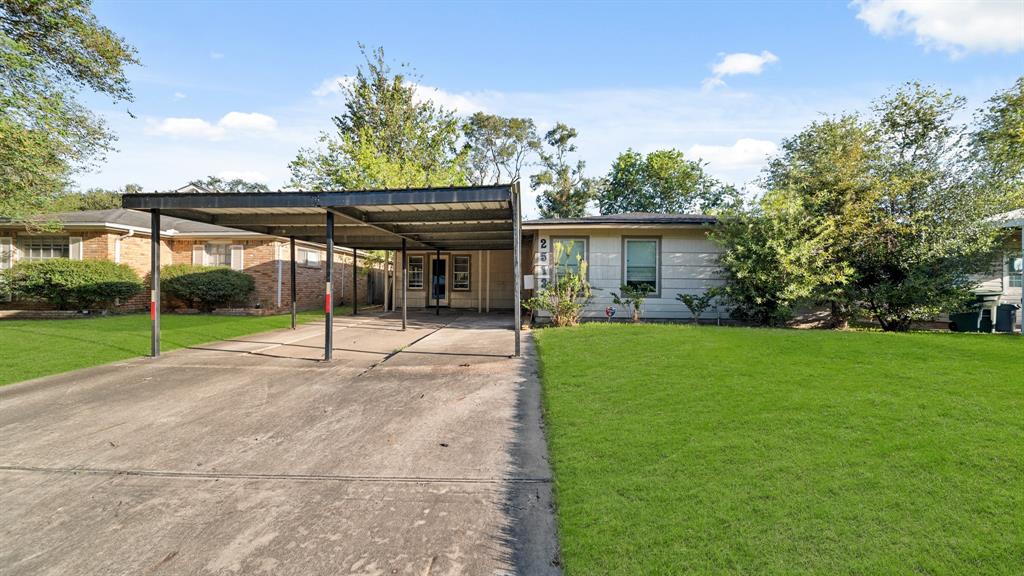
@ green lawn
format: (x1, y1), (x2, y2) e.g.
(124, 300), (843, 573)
(535, 324), (1023, 575)
(0, 307), (350, 386)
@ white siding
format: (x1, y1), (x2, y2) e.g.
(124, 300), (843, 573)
(532, 227), (726, 321)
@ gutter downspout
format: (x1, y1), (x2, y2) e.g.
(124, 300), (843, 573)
(275, 241), (282, 310)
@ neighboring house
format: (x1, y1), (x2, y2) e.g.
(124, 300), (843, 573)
(522, 213), (725, 321)
(0, 209), (377, 312)
(965, 209), (1024, 330)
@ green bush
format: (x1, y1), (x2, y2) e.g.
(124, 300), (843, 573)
(160, 264), (254, 312)
(3, 259), (143, 310)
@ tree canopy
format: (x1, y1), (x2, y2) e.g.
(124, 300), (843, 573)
(462, 113), (540, 185)
(189, 176), (270, 194)
(0, 0), (138, 220)
(599, 148), (736, 214)
(289, 45), (466, 190)
(532, 123), (599, 218)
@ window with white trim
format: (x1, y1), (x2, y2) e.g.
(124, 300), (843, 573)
(298, 248), (320, 268)
(204, 243), (230, 267)
(408, 256), (424, 289)
(624, 238), (659, 293)
(1009, 252), (1022, 288)
(552, 238), (586, 280)
(18, 237), (69, 261)
(453, 255), (471, 290)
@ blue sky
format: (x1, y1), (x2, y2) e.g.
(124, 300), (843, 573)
(80, 1), (1023, 216)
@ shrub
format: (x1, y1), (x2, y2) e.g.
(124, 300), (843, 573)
(610, 283), (653, 322)
(526, 261), (593, 327)
(676, 287), (724, 324)
(160, 264), (254, 312)
(3, 259), (143, 310)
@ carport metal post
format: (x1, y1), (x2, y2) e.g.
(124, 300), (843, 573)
(352, 247), (358, 315)
(150, 209), (161, 357)
(435, 248), (441, 315)
(289, 236), (296, 330)
(512, 182), (522, 357)
(324, 211), (334, 361)
(401, 238), (407, 331)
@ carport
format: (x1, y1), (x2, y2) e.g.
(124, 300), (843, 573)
(122, 183), (523, 359)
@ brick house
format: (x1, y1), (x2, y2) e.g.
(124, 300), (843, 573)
(0, 209), (379, 312)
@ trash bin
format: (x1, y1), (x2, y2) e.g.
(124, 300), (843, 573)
(949, 309), (992, 332)
(995, 303), (1019, 333)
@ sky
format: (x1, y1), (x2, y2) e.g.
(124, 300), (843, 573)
(78, 0), (1024, 217)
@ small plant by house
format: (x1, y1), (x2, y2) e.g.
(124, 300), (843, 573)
(610, 283), (652, 322)
(2, 259), (143, 310)
(160, 264), (255, 312)
(676, 287), (723, 324)
(526, 243), (593, 327)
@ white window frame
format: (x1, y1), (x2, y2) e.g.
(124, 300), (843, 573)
(204, 243), (231, 267)
(1008, 251), (1023, 289)
(452, 254), (471, 291)
(298, 247), (321, 269)
(0, 237), (13, 270)
(408, 255), (424, 289)
(623, 237), (660, 297)
(17, 236), (72, 261)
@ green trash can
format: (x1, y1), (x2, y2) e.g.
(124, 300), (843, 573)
(996, 304), (1019, 333)
(949, 309), (992, 332)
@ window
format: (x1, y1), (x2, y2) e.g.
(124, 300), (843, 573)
(298, 248), (320, 268)
(624, 238), (659, 293)
(408, 256), (424, 289)
(18, 237), (69, 261)
(205, 243), (230, 267)
(453, 255), (471, 290)
(552, 238), (586, 279)
(1009, 252), (1023, 288)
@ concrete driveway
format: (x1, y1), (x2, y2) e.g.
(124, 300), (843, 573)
(0, 311), (559, 575)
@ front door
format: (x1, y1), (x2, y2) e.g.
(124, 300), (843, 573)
(429, 254), (449, 307)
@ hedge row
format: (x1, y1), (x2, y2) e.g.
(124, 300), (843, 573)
(2, 260), (254, 312)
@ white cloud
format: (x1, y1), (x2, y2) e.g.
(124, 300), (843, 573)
(148, 112), (278, 140)
(173, 91), (187, 100)
(217, 170), (269, 183)
(312, 75), (354, 97)
(209, 51), (224, 60)
(217, 111), (278, 131)
(703, 51), (779, 90)
(853, 0), (1024, 57)
(687, 138), (779, 170)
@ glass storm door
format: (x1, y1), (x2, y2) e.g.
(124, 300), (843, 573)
(430, 255), (449, 307)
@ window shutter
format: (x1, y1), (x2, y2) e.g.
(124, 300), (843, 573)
(230, 244), (244, 270)
(69, 237), (83, 260)
(192, 243), (205, 265)
(0, 237), (11, 270)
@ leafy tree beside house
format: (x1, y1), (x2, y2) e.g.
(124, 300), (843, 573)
(599, 149), (738, 215)
(188, 176), (270, 194)
(289, 44), (466, 190)
(0, 0), (138, 221)
(462, 113), (541, 185)
(533, 123), (601, 218)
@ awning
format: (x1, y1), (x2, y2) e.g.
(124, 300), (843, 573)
(122, 185), (516, 251)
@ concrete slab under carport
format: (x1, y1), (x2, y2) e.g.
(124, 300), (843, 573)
(0, 312), (559, 575)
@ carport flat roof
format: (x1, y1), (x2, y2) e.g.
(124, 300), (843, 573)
(122, 184), (516, 251)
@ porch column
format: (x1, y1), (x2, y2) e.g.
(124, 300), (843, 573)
(401, 238), (407, 331)
(513, 182), (522, 357)
(324, 211), (334, 361)
(150, 209), (161, 357)
(435, 248), (441, 315)
(352, 247), (358, 315)
(383, 250), (389, 313)
(289, 236), (296, 330)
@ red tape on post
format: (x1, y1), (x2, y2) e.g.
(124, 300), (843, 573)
(325, 292), (331, 313)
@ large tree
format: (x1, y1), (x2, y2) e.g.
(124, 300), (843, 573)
(289, 45), (466, 190)
(0, 0), (138, 220)
(532, 123), (599, 218)
(759, 115), (877, 327)
(972, 76), (1024, 206)
(461, 112), (540, 185)
(189, 176), (270, 193)
(599, 148), (736, 214)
